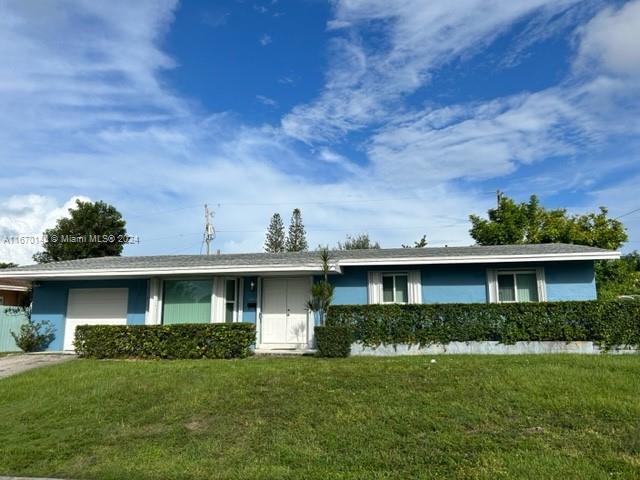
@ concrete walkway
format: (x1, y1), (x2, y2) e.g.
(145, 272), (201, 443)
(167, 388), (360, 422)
(0, 353), (74, 379)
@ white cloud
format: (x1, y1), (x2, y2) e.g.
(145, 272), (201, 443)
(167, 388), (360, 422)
(259, 34), (272, 46)
(575, 0), (640, 76)
(256, 95), (278, 107)
(0, 195), (89, 265)
(282, 0), (582, 143)
(1, 0), (639, 265)
(366, 87), (607, 185)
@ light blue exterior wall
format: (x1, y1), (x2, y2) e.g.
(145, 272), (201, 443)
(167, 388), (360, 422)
(31, 279), (148, 351)
(328, 261), (597, 305)
(27, 261), (597, 351)
(545, 261), (596, 301)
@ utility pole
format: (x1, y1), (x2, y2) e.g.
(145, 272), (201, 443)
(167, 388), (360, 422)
(203, 204), (215, 255)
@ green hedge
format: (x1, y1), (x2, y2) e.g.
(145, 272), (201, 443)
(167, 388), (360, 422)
(74, 323), (256, 359)
(326, 301), (640, 351)
(315, 326), (352, 357)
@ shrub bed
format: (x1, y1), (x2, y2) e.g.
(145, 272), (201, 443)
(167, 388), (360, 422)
(326, 301), (640, 351)
(315, 326), (352, 357)
(75, 323), (256, 359)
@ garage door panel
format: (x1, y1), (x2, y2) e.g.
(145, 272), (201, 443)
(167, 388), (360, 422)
(64, 288), (129, 350)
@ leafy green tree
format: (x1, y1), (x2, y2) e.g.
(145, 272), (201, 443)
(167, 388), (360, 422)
(33, 200), (127, 263)
(338, 233), (380, 250)
(402, 235), (428, 248)
(0, 262), (17, 269)
(285, 208), (308, 252)
(469, 194), (627, 249)
(595, 252), (640, 299)
(264, 213), (286, 253)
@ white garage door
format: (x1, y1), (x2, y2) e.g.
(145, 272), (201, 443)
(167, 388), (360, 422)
(64, 288), (129, 350)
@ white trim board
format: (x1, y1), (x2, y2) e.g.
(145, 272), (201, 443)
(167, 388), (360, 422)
(5, 264), (341, 280)
(339, 251), (619, 266)
(0, 284), (29, 292)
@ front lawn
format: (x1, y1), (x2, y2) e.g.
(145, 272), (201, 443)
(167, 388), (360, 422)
(0, 356), (639, 479)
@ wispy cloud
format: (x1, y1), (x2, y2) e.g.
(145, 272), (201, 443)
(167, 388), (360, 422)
(256, 94), (278, 107)
(259, 33), (272, 46)
(278, 76), (295, 85)
(201, 9), (230, 28)
(1, 0), (639, 263)
(282, 0), (584, 143)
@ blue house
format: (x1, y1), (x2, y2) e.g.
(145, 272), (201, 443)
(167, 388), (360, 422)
(0, 244), (619, 352)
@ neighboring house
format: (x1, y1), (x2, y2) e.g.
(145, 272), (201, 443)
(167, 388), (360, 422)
(0, 280), (30, 306)
(0, 244), (619, 352)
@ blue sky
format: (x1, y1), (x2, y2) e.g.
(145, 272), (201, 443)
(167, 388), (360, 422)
(0, 0), (639, 263)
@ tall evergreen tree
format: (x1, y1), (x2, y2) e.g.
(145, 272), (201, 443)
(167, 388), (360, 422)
(264, 213), (286, 253)
(286, 208), (308, 252)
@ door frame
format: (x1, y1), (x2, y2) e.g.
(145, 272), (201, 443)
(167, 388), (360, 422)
(257, 275), (313, 349)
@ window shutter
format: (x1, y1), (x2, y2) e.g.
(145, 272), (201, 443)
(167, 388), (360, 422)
(408, 270), (422, 304)
(211, 277), (226, 323)
(536, 267), (547, 301)
(486, 269), (498, 303)
(367, 271), (382, 304)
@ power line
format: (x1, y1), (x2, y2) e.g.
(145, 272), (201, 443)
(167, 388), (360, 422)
(616, 207), (640, 220)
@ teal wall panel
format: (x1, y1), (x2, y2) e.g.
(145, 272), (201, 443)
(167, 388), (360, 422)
(0, 307), (29, 352)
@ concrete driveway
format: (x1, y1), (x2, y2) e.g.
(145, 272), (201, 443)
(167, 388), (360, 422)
(0, 354), (74, 379)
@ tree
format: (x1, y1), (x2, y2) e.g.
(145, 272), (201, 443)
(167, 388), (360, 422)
(402, 235), (428, 248)
(285, 208), (308, 252)
(306, 247), (334, 326)
(264, 213), (286, 253)
(33, 200), (127, 263)
(595, 252), (640, 299)
(0, 262), (17, 269)
(338, 233), (380, 250)
(469, 194), (627, 250)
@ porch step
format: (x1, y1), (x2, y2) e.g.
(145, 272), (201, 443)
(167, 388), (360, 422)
(254, 348), (317, 356)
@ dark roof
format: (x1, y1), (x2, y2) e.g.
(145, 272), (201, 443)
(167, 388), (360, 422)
(0, 243), (618, 275)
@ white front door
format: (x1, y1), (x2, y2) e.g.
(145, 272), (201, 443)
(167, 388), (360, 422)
(64, 288), (129, 350)
(260, 277), (310, 348)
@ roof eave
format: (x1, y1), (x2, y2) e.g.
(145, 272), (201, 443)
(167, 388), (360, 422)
(0, 263), (342, 280)
(0, 250), (619, 280)
(339, 251), (621, 266)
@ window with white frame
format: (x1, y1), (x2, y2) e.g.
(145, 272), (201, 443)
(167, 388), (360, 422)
(224, 278), (237, 323)
(382, 273), (409, 303)
(495, 270), (540, 303)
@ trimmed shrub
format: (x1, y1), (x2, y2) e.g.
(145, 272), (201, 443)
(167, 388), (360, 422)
(315, 325), (351, 357)
(326, 301), (640, 351)
(74, 323), (256, 359)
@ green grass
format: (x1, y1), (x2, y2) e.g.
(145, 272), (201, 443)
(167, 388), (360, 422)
(0, 356), (639, 480)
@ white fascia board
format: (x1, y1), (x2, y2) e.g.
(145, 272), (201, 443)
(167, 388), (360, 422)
(338, 251), (620, 266)
(1, 264), (342, 280)
(0, 284), (30, 291)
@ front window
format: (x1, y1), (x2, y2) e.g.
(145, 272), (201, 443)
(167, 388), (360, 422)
(162, 279), (212, 324)
(497, 272), (539, 303)
(382, 274), (409, 303)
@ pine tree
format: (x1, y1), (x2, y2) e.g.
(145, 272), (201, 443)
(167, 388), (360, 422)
(286, 208), (308, 252)
(264, 213), (286, 253)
